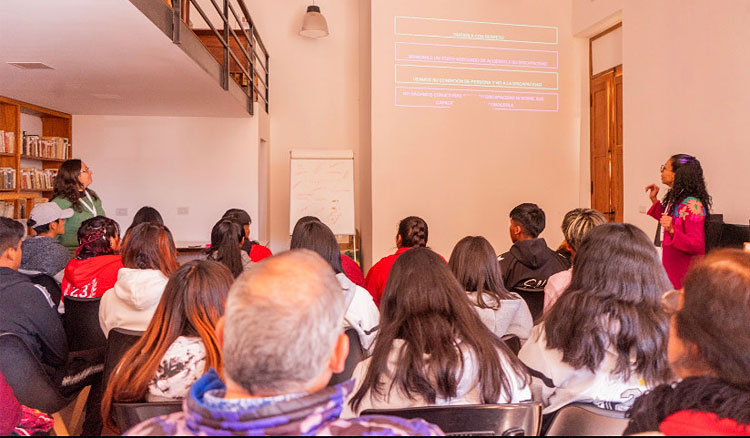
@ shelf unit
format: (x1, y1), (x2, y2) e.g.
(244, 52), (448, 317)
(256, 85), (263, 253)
(0, 96), (72, 219)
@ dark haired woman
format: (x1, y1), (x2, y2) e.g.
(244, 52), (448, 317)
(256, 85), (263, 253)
(99, 223), (179, 337)
(51, 159), (106, 252)
(645, 154), (711, 288)
(519, 223), (673, 415)
(346, 247), (530, 416)
(365, 216), (429, 307)
(206, 219), (252, 278)
(101, 260), (233, 433)
(62, 216), (123, 299)
(291, 220), (379, 352)
(626, 250), (750, 435)
(449, 236), (533, 342)
(126, 206), (164, 235)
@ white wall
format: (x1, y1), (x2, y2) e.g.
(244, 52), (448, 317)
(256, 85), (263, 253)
(73, 114), (260, 244)
(370, 0), (583, 261)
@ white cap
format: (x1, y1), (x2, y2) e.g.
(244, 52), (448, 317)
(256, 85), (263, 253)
(28, 202), (75, 227)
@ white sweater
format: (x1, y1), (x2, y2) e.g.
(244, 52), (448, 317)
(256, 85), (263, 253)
(518, 324), (652, 414)
(466, 291), (533, 342)
(99, 268), (169, 337)
(337, 273), (379, 354)
(343, 338), (531, 417)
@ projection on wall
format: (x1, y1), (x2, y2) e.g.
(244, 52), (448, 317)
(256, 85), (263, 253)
(394, 17), (559, 112)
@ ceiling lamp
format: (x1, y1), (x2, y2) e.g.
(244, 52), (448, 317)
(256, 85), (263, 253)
(299, 4), (329, 38)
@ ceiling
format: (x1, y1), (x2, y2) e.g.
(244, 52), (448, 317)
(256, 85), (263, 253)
(0, 0), (249, 117)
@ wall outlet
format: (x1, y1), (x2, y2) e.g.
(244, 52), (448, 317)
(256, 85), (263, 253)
(177, 207), (190, 216)
(115, 208), (128, 216)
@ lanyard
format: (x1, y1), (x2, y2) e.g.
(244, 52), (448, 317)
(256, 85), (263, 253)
(79, 190), (97, 216)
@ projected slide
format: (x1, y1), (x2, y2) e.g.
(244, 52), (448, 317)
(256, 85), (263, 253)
(394, 17), (559, 112)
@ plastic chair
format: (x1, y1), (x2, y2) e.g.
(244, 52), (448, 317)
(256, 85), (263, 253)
(111, 401), (182, 432)
(0, 332), (84, 435)
(328, 328), (364, 386)
(362, 402), (543, 436)
(501, 334), (522, 356)
(545, 402), (628, 436)
(103, 328), (144, 387)
(64, 296), (107, 352)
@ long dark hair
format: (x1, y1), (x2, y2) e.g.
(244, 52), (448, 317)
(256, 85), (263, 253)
(76, 216), (120, 260)
(676, 249), (750, 390)
(449, 236), (515, 309)
(127, 206), (164, 234)
(397, 216), (428, 248)
(121, 223), (179, 277)
(52, 159), (98, 212)
(289, 221), (344, 274)
(101, 260), (234, 432)
(349, 247), (528, 411)
(663, 154), (712, 216)
(206, 219), (245, 278)
(543, 223), (673, 385)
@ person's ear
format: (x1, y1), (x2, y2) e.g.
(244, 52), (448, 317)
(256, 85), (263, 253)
(216, 316), (226, 350)
(396, 234), (403, 248)
(328, 332), (349, 374)
(239, 236), (246, 248)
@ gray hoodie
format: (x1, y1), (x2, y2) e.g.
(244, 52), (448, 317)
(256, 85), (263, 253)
(20, 236), (71, 278)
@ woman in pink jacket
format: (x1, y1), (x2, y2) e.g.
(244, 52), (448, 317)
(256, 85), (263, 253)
(645, 154), (711, 289)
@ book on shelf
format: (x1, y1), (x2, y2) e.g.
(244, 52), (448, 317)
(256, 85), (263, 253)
(1, 131), (16, 154)
(22, 132), (69, 160)
(0, 201), (14, 218)
(1, 167), (16, 190)
(20, 168), (57, 191)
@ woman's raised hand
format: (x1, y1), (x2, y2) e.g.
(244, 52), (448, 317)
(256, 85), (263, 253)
(645, 184), (660, 204)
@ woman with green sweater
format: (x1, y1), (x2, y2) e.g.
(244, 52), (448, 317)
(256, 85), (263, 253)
(51, 159), (106, 252)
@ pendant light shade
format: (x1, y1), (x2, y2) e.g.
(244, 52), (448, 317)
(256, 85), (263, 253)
(300, 5), (329, 38)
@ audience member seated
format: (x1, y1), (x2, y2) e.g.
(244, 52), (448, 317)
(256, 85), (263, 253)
(101, 260), (234, 432)
(126, 206), (164, 236)
(346, 247), (531, 417)
(0, 217), (102, 434)
(222, 208), (273, 262)
(99, 223), (179, 337)
(519, 223), (673, 416)
(625, 249), (750, 435)
(0, 371), (54, 436)
(290, 220), (379, 353)
(498, 203), (570, 319)
(20, 202), (73, 281)
(365, 216), (429, 307)
(293, 216), (366, 288)
(206, 219), (252, 278)
(449, 236), (533, 342)
(543, 208), (606, 313)
(0, 217), (67, 374)
(126, 250), (442, 436)
(62, 216), (123, 299)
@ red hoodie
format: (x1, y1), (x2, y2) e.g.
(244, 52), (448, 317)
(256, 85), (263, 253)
(365, 247), (412, 307)
(62, 255), (124, 299)
(660, 410), (750, 436)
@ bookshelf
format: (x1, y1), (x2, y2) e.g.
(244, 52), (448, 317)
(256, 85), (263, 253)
(0, 96), (72, 219)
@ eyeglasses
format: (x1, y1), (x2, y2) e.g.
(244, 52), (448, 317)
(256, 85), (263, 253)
(660, 164), (666, 172)
(79, 167), (92, 175)
(661, 289), (683, 315)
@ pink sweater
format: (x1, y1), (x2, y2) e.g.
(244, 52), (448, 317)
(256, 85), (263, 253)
(648, 198), (706, 289)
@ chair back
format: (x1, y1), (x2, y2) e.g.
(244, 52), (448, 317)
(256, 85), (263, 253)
(362, 402), (542, 436)
(26, 273), (62, 307)
(103, 328), (144, 387)
(328, 328), (364, 386)
(0, 332), (72, 413)
(512, 289), (545, 322)
(501, 334), (522, 356)
(545, 402), (628, 436)
(112, 401), (182, 432)
(64, 296), (107, 352)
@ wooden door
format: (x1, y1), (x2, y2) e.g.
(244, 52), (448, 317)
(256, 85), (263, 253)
(590, 66), (623, 222)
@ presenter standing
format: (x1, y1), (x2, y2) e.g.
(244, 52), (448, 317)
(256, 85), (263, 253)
(51, 159), (106, 252)
(645, 154), (711, 288)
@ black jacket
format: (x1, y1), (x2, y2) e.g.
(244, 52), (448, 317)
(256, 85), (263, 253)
(499, 238), (570, 293)
(0, 267), (67, 373)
